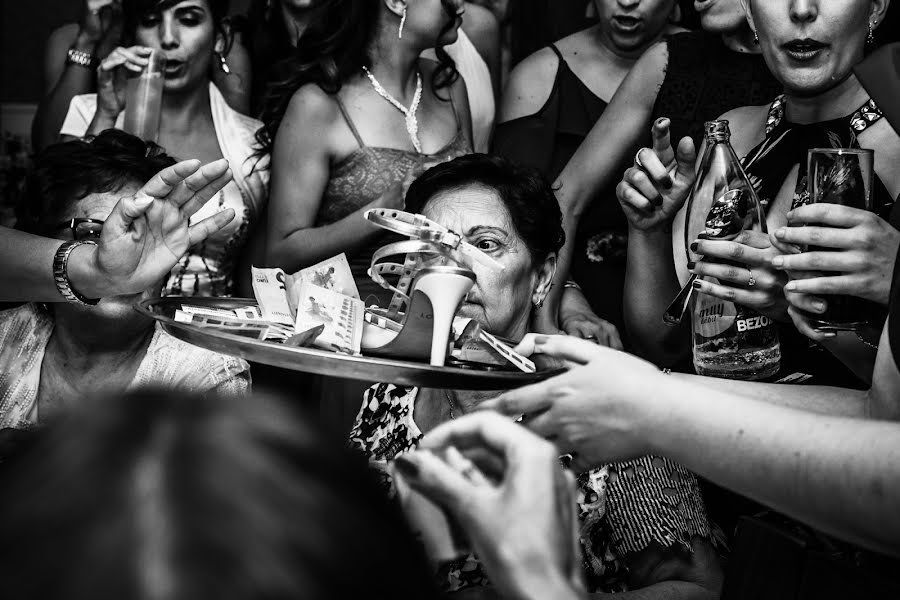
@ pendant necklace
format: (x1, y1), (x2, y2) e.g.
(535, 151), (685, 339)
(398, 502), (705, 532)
(362, 66), (423, 153)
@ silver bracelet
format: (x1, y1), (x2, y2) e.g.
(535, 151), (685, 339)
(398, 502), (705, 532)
(563, 280), (582, 291)
(66, 48), (97, 69)
(53, 240), (100, 306)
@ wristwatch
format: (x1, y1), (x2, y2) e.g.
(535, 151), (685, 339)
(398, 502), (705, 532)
(53, 240), (100, 306)
(66, 48), (97, 69)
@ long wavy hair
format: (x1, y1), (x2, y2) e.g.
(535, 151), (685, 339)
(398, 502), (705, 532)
(254, 0), (460, 159)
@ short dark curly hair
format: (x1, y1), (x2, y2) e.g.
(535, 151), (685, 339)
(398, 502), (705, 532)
(404, 153), (565, 266)
(17, 129), (176, 236)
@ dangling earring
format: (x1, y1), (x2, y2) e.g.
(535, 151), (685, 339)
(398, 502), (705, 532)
(534, 296), (545, 310)
(867, 20), (876, 46)
(753, 29), (759, 44)
(398, 6), (407, 39)
(216, 51), (231, 74)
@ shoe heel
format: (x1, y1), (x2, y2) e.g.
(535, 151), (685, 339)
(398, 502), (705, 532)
(413, 268), (475, 366)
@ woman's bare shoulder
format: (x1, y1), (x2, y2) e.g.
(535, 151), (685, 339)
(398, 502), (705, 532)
(498, 46), (561, 122)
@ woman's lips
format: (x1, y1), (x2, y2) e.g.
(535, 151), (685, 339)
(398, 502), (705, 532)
(782, 38), (828, 62)
(163, 60), (185, 76)
(693, 0), (717, 13)
(611, 15), (642, 34)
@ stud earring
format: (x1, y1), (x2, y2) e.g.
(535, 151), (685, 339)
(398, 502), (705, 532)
(398, 7), (407, 39)
(217, 51), (231, 74)
(867, 20), (876, 46)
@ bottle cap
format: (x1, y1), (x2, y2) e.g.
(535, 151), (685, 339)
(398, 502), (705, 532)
(704, 120), (731, 142)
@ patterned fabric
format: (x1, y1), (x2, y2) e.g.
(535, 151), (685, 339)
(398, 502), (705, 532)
(0, 304), (250, 430)
(492, 44), (629, 338)
(349, 383), (713, 594)
(740, 95), (894, 386)
(319, 99), (470, 307)
(653, 31), (782, 150)
(59, 84), (269, 297)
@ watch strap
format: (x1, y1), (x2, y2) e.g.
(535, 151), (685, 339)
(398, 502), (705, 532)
(66, 48), (97, 69)
(53, 240), (100, 305)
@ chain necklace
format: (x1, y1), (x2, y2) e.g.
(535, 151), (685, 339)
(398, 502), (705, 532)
(442, 389), (457, 420)
(362, 66), (423, 153)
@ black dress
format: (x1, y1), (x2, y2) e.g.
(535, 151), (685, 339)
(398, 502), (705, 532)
(492, 44), (631, 341)
(741, 95), (895, 387)
(653, 31), (782, 149)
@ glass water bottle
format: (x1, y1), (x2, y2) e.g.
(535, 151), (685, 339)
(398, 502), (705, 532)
(687, 120), (780, 380)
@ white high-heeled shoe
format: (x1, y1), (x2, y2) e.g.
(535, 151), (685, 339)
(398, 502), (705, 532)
(360, 209), (502, 367)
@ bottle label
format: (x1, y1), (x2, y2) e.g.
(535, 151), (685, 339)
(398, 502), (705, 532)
(735, 315), (773, 332)
(693, 293), (736, 339)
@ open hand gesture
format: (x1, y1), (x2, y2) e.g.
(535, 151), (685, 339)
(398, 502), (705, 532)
(88, 158), (235, 297)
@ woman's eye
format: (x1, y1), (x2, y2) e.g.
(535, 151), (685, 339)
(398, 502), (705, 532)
(475, 239), (500, 252)
(179, 16), (201, 26)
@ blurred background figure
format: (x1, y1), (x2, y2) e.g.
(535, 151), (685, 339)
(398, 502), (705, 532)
(3, 131), (248, 430)
(57, 0), (268, 298)
(0, 387), (439, 600)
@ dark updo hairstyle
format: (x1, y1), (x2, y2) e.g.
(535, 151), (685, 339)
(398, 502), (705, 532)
(0, 388), (438, 600)
(254, 0), (460, 158)
(122, 0), (233, 54)
(16, 129), (176, 236)
(405, 154), (565, 266)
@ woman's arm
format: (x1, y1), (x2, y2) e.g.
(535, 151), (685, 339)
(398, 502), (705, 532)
(265, 86), (405, 273)
(543, 42), (670, 336)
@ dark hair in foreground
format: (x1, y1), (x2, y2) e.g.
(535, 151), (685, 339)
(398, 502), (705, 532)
(122, 0), (233, 53)
(254, 0), (460, 158)
(405, 153), (566, 265)
(0, 389), (437, 600)
(17, 129), (176, 236)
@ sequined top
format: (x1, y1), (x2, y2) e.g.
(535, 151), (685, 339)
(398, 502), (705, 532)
(317, 96), (471, 307)
(348, 383), (713, 594)
(0, 304), (251, 430)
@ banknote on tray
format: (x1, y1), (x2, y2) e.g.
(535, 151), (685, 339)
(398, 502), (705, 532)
(296, 253), (360, 299)
(293, 281), (364, 355)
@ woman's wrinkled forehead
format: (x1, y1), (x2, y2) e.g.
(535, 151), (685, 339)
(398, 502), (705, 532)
(421, 185), (514, 235)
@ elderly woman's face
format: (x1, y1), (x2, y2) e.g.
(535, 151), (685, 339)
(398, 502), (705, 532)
(49, 184), (163, 323)
(750, 0), (876, 97)
(420, 185), (547, 341)
(135, 0), (218, 93)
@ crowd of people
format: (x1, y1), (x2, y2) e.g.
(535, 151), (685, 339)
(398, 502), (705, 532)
(2, 0), (900, 598)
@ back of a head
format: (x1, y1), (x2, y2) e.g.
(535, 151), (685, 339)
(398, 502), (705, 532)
(17, 129), (175, 236)
(0, 389), (437, 600)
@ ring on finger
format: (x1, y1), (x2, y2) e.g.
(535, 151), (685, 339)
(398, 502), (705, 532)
(634, 148), (646, 168)
(583, 334), (597, 341)
(747, 268), (756, 287)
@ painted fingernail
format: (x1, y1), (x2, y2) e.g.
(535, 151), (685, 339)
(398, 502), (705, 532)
(687, 261), (696, 270)
(690, 242), (699, 252)
(662, 175), (673, 189)
(785, 281), (797, 291)
(774, 228), (786, 239)
(394, 455), (420, 479)
(771, 256), (784, 267)
(785, 211), (795, 223)
(655, 117), (667, 127)
(692, 280), (702, 289)
(813, 301), (826, 313)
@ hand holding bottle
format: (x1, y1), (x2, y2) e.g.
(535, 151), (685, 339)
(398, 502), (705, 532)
(616, 118), (697, 233)
(688, 229), (790, 321)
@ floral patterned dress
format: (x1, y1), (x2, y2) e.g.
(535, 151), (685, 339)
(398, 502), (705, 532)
(349, 383), (714, 594)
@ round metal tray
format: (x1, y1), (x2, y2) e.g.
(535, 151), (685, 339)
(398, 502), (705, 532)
(137, 297), (563, 390)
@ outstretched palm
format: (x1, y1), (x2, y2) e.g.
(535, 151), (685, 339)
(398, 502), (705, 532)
(95, 159), (234, 295)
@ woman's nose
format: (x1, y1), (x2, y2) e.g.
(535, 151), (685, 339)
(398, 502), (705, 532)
(159, 18), (179, 49)
(789, 0), (819, 24)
